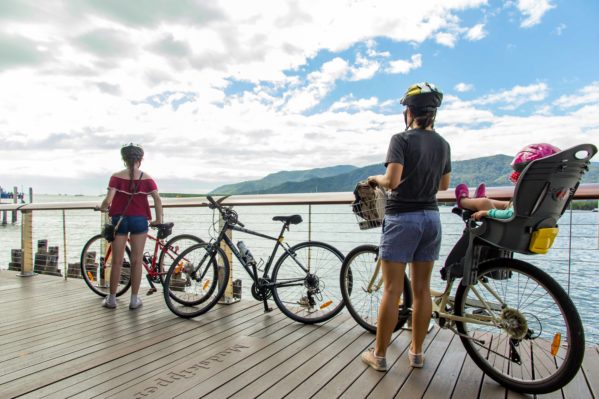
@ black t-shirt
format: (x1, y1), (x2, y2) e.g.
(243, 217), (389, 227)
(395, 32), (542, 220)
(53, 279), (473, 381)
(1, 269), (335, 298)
(384, 128), (451, 214)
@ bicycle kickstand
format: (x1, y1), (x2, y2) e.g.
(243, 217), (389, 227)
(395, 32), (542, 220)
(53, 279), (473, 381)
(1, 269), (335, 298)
(146, 275), (157, 295)
(261, 294), (273, 313)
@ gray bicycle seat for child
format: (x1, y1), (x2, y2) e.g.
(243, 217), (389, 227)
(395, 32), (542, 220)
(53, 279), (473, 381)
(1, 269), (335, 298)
(472, 143), (597, 255)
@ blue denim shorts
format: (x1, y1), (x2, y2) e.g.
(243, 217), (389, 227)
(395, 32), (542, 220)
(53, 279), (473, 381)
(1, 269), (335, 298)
(379, 210), (442, 263)
(112, 215), (149, 235)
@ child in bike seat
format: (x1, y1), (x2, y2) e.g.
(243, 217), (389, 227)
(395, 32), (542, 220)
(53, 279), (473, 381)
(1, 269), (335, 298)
(455, 143), (560, 220)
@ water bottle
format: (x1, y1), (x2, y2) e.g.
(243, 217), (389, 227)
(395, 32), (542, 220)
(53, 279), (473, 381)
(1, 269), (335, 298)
(237, 241), (256, 265)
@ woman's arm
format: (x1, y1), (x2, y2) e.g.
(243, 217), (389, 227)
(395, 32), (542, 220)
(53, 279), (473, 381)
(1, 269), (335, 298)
(150, 191), (163, 225)
(368, 163), (403, 190)
(98, 188), (116, 212)
(438, 173), (451, 191)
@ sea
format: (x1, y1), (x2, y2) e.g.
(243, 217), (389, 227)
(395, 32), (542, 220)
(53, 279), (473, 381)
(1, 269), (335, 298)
(1, 194), (598, 343)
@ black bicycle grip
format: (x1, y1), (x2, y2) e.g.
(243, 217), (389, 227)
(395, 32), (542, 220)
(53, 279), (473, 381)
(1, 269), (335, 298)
(206, 195), (218, 209)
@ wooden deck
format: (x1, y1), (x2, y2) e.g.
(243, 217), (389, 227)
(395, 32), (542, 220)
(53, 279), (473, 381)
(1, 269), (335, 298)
(0, 270), (597, 399)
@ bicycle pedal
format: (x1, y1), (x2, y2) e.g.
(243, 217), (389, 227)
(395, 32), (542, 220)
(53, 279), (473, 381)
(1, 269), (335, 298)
(146, 287), (157, 295)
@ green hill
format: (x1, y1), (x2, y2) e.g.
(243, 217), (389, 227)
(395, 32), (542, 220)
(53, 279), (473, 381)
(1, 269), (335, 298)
(209, 157), (599, 195)
(210, 165), (357, 194)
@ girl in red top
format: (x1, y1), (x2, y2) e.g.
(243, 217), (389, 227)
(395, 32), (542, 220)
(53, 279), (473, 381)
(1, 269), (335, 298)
(98, 144), (163, 309)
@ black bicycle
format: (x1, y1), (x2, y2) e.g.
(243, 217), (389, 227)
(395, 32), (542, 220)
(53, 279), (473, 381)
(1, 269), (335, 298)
(163, 195), (346, 323)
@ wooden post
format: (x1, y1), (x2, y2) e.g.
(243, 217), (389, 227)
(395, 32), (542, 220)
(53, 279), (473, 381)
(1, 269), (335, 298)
(12, 186), (17, 223)
(62, 210), (68, 281)
(18, 210), (35, 277)
(218, 208), (237, 304)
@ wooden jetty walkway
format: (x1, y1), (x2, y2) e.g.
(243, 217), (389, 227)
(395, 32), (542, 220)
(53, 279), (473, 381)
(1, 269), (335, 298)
(1, 270), (597, 399)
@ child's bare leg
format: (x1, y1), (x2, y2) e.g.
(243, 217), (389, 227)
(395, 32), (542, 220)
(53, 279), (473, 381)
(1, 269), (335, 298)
(461, 197), (509, 211)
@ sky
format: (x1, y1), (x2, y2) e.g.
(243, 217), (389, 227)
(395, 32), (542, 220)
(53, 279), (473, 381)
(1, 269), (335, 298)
(0, 0), (598, 195)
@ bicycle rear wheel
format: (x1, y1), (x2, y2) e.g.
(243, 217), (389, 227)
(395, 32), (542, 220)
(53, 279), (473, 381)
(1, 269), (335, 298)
(271, 241), (345, 324)
(163, 243), (229, 318)
(157, 234), (204, 284)
(80, 234), (131, 297)
(454, 258), (585, 394)
(340, 245), (412, 333)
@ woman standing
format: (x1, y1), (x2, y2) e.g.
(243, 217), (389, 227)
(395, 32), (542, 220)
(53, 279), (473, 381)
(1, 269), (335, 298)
(98, 144), (163, 309)
(362, 83), (451, 370)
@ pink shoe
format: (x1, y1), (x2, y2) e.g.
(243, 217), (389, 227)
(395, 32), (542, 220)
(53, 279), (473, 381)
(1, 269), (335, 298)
(455, 184), (469, 209)
(474, 183), (486, 198)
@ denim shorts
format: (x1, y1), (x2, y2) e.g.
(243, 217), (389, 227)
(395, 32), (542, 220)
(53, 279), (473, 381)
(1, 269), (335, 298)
(112, 215), (149, 235)
(379, 210), (442, 263)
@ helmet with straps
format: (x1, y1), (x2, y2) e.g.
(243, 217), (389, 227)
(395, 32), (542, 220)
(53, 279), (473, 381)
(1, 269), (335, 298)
(400, 82), (443, 110)
(509, 143), (561, 183)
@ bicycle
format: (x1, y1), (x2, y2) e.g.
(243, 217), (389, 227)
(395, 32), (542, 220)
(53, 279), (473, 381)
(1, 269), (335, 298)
(162, 195), (346, 324)
(341, 143), (595, 394)
(80, 222), (203, 297)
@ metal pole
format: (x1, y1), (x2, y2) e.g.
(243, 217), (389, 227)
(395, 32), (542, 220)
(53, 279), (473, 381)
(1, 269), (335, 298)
(29, 187), (33, 203)
(62, 210), (68, 281)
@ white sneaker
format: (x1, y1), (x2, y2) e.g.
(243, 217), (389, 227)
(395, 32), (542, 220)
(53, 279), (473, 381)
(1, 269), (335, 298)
(129, 296), (143, 310)
(102, 296), (117, 309)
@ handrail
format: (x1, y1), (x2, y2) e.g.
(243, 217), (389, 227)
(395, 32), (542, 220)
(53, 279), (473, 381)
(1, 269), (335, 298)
(1, 183), (598, 211)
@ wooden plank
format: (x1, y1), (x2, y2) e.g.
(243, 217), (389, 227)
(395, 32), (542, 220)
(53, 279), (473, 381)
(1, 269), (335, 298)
(221, 315), (356, 399)
(580, 346), (599, 397)
(394, 328), (455, 398)
(364, 327), (441, 399)
(422, 332), (467, 399)
(451, 343), (484, 398)
(0, 301), (257, 397)
(338, 329), (412, 399)
(257, 320), (368, 399)
(284, 328), (375, 399)
(28, 302), (267, 398)
(562, 367), (593, 399)
(100, 315), (309, 398)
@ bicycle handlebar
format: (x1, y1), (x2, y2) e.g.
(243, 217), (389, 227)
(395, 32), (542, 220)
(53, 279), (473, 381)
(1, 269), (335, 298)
(206, 195), (244, 227)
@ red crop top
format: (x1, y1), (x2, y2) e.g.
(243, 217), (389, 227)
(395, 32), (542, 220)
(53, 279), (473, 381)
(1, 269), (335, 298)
(107, 175), (158, 220)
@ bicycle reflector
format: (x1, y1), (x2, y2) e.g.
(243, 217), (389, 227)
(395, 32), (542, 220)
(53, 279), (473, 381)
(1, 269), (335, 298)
(203, 280), (211, 290)
(320, 300), (333, 310)
(551, 333), (562, 357)
(87, 271), (95, 282)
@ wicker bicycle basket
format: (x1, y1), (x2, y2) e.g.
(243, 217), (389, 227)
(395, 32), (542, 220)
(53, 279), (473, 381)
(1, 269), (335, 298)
(352, 190), (387, 230)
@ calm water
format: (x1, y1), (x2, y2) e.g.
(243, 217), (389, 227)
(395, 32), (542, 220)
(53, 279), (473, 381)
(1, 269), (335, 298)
(1, 194), (598, 342)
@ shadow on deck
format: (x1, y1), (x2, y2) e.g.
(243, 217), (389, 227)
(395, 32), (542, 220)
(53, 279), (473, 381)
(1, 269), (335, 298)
(0, 271), (597, 399)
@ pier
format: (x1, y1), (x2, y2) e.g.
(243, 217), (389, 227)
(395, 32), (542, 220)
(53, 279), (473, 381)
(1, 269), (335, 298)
(1, 187), (599, 398)
(1, 271), (597, 398)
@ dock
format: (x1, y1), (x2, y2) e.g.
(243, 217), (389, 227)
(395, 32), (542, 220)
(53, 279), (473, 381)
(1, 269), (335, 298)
(1, 271), (597, 398)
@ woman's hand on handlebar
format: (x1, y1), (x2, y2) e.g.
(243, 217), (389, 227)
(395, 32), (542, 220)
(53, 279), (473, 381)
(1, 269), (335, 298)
(94, 205), (108, 212)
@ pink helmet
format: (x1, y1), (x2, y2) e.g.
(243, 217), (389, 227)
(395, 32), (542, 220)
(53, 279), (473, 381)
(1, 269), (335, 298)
(509, 143), (561, 183)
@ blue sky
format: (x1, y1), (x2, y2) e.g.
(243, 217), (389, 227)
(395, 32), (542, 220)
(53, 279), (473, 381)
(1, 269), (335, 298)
(0, 0), (597, 194)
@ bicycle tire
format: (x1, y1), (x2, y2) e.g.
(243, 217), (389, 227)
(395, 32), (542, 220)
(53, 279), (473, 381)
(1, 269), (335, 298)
(163, 242), (230, 318)
(157, 234), (204, 284)
(271, 241), (345, 324)
(454, 258), (585, 394)
(340, 244), (412, 334)
(80, 234), (132, 297)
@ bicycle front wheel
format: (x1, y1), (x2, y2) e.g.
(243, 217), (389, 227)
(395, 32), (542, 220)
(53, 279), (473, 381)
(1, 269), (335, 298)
(157, 234), (204, 284)
(272, 241), (345, 324)
(340, 245), (412, 333)
(80, 234), (131, 297)
(163, 243), (230, 318)
(454, 258), (585, 394)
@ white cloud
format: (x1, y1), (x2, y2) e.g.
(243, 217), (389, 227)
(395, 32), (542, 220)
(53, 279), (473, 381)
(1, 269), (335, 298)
(553, 82), (599, 108)
(435, 32), (458, 47)
(466, 23), (487, 40)
(386, 54), (423, 74)
(516, 0), (555, 28)
(455, 82), (474, 92)
(555, 23), (566, 35)
(329, 95), (379, 112)
(470, 83), (549, 109)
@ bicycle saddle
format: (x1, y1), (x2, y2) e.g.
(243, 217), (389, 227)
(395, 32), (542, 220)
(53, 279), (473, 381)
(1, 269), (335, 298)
(272, 215), (303, 225)
(155, 222), (174, 239)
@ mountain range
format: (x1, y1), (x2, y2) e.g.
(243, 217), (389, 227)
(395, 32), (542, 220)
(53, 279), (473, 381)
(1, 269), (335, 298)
(209, 155), (599, 195)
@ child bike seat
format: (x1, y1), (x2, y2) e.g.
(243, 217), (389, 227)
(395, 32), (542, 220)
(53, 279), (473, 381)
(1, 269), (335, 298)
(472, 143), (597, 255)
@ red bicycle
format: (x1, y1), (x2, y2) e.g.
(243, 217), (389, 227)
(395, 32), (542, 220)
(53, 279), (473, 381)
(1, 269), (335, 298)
(80, 223), (203, 297)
